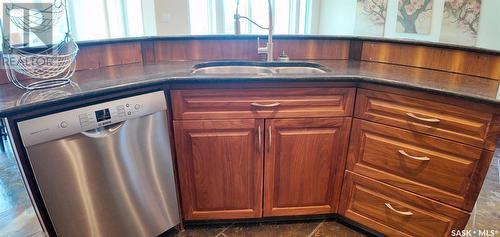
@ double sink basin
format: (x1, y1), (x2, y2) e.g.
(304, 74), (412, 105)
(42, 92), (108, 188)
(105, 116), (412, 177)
(191, 61), (330, 75)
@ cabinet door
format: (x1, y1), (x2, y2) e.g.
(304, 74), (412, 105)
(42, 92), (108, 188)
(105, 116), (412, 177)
(263, 118), (352, 217)
(174, 119), (264, 220)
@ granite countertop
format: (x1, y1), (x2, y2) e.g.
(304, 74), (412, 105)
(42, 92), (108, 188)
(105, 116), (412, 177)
(0, 59), (499, 117)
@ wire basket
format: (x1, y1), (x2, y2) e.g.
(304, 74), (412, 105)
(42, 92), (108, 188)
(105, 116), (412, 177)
(5, 0), (65, 33)
(3, 34), (79, 90)
(1, 0), (78, 91)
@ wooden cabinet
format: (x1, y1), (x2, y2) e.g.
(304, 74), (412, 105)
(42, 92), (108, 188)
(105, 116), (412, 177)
(174, 119), (263, 220)
(341, 86), (499, 236)
(263, 118), (351, 217)
(347, 119), (492, 210)
(173, 87), (356, 220)
(174, 117), (352, 220)
(340, 172), (469, 237)
(171, 85), (498, 236)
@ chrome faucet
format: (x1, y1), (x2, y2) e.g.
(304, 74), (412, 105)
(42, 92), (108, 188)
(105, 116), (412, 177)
(234, 0), (273, 61)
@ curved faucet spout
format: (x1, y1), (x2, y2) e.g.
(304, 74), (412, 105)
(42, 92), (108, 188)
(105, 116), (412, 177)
(234, 0), (274, 61)
(268, 0), (273, 43)
(264, 0), (274, 61)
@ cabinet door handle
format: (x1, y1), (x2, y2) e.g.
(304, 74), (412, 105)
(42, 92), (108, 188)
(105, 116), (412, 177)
(251, 102), (281, 108)
(385, 203), (413, 216)
(406, 113), (440, 123)
(258, 126), (262, 152)
(398, 150), (431, 161)
(268, 126), (272, 152)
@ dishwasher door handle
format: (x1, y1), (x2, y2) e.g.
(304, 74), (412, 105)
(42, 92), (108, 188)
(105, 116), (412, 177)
(81, 121), (126, 138)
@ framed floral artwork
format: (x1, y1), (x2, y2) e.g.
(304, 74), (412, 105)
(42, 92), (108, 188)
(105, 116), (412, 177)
(354, 0), (388, 36)
(440, 0), (481, 46)
(396, 0), (433, 34)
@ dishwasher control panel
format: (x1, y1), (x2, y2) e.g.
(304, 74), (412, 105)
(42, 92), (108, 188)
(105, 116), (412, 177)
(78, 105), (123, 131)
(18, 91), (167, 147)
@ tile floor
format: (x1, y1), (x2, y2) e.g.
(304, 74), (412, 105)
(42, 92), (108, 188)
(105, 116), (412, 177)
(164, 219), (368, 237)
(0, 135), (499, 237)
(0, 137), (43, 237)
(465, 155), (500, 231)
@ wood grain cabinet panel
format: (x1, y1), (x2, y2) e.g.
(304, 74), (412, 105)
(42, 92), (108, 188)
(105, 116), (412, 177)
(172, 88), (355, 120)
(347, 119), (492, 210)
(340, 172), (470, 237)
(174, 119), (264, 220)
(354, 89), (493, 149)
(263, 118), (352, 216)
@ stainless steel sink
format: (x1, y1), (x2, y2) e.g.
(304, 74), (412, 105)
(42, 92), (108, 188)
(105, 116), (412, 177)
(272, 67), (327, 74)
(192, 66), (274, 75)
(191, 61), (330, 75)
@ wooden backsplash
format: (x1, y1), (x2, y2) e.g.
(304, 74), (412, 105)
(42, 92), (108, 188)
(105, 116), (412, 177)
(362, 41), (500, 80)
(151, 39), (350, 62)
(75, 42), (143, 71)
(0, 37), (499, 85)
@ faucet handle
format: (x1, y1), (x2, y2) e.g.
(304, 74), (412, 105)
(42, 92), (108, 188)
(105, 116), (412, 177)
(257, 37), (269, 57)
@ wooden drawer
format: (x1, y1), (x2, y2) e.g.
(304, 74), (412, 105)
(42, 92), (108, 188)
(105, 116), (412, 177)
(172, 88), (355, 120)
(340, 172), (470, 237)
(354, 89), (493, 149)
(347, 119), (492, 210)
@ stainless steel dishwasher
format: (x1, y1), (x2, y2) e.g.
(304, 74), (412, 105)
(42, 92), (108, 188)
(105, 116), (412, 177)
(17, 91), (180, 237)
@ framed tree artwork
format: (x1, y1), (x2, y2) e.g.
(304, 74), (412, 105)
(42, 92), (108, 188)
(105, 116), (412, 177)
(396, 0), (433, 34)
(355, 0), (388, 36)
(440, 0), (481, 46)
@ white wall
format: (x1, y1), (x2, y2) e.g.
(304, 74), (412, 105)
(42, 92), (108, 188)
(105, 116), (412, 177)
(141, 0), (158, 36)
(476, 0), (500, 51)
(137, 0), (500, 50)
(309, 0), (321, 34)
(316, 0), (499, 50)
(317, 0), (356, 35)
(154, 0), (190, 35)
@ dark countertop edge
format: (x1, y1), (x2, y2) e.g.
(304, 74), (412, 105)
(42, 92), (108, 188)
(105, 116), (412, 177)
(2, 75), (499, 118)
(0, 79), (167, 118)
(75, 35), (500, 56)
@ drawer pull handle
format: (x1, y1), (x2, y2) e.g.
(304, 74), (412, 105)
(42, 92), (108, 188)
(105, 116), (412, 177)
(406, 113), (440, 123)
(251, 102), (281, 108)
(398, 150), (431, 161)
(385, 203), (413, 216)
